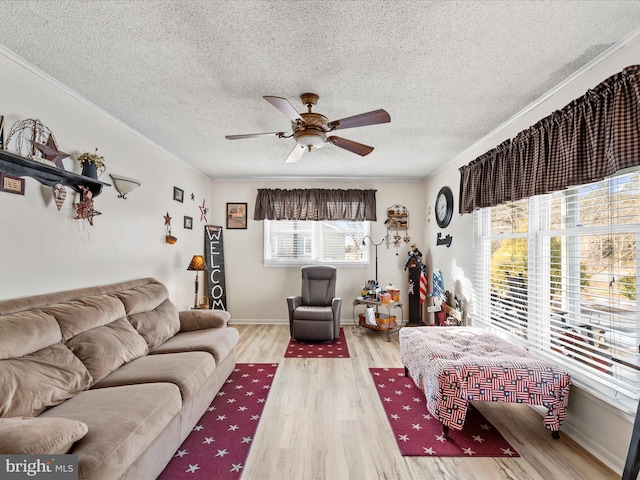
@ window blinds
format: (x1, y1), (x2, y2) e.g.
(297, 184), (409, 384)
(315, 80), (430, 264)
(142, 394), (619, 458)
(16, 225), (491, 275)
(474, 170), (640, 409)
(263, 220), (369, 266)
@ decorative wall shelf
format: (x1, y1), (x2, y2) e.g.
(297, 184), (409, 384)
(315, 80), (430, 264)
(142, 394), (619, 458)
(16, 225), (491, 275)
(387, 204), (409, 229)
(0, 149), (109, 198)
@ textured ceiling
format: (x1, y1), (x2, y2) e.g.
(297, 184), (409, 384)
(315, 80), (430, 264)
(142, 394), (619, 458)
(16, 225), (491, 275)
(1, 1), (639, 181)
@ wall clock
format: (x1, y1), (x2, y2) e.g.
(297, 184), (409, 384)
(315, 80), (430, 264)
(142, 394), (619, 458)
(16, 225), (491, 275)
(435, 186), (454, 228)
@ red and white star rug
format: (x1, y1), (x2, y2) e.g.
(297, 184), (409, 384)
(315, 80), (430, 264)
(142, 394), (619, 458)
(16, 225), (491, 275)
(157, 363), (278, 479)
(370, 367), (520, 457)
(284, 327), (350, 358)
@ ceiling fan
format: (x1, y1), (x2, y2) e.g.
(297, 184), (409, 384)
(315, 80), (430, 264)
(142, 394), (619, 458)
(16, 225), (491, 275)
(225, 93), (391, 163)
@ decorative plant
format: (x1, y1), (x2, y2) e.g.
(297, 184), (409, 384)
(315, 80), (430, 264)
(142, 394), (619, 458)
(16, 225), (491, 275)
(76, 148), (105, 170)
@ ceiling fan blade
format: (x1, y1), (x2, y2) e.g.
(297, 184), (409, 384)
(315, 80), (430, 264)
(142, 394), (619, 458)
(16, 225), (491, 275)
(225, 132), (285, 140)
(328, 109), (391, 130)
(285, 144), (306, 163)
(263, 96), (304, 122)
(327, 136), (374, 156)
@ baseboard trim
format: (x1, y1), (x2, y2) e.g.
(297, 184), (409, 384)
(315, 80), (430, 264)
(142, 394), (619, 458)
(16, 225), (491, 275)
(229, 319), (359, 328)
(528, 405), (623, 475)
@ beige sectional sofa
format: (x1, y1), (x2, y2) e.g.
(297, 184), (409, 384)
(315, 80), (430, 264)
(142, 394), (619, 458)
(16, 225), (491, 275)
(0, 277), (240, 480)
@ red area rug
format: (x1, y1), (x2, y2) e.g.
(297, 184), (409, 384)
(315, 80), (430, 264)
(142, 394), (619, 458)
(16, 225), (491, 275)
(284, 327), (350, 358)
(370, 368), (520, 457)
(157, 363), (278, 480)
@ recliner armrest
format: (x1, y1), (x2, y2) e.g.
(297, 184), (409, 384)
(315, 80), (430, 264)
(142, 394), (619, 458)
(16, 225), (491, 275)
(287, 296), (302, 319)
(332, 297), (342, 318)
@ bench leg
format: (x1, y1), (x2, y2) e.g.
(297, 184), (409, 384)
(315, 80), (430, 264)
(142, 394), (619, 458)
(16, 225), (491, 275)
(404, 366), (409, 377)
(442, 424), (450, 438)
(551, 430), (560, 439)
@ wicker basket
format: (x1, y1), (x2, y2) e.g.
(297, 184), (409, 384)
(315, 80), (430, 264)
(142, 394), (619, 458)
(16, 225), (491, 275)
(358, 312), (397, 331)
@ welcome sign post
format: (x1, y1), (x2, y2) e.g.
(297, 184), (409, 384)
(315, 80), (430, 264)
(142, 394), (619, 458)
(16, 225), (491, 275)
(204, 225), (227, 311)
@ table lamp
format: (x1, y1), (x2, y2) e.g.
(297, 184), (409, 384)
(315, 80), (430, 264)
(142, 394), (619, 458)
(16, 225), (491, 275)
(187, 255), (207, 309)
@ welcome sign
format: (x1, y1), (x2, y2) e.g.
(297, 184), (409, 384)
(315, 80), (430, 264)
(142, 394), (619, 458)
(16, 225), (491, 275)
(204, 225), (227, 311)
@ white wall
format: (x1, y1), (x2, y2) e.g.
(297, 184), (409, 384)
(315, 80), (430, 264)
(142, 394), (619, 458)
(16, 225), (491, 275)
(0, 47), (211, 309)
(421, 30), (640, 474)
(2, 27), (639, 474)
(210, 179), (424, 322)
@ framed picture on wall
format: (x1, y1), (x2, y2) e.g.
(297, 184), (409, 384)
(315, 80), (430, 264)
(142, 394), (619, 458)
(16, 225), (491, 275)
(184, 216), (193, 230)
(173, 186), (184, 203)
(0, 173), (25, 195)
(226, 202), (247, 229)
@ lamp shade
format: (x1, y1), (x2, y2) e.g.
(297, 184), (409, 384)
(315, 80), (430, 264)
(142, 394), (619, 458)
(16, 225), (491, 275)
(109, 174), (141, 199)
(187, 255), (207, 271)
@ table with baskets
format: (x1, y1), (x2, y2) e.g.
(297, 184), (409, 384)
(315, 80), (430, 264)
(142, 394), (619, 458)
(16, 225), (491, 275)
(352, 296), (404, 341)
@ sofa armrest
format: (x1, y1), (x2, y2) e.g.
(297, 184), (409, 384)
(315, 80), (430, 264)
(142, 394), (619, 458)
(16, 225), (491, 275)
(0, 417), (88, 454)
(178, 309), (231, 332)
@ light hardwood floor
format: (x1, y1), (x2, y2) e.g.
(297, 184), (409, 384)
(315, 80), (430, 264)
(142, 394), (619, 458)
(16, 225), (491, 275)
(234, 324), (617, 480)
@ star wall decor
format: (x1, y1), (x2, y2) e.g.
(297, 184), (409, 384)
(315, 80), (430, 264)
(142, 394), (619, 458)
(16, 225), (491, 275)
(199, 199), (208, 222)
(164, 212), (172, 226)
(74, 186), (101, 226)
(33, 135), (70, 169)
(191, 192), (195, 201)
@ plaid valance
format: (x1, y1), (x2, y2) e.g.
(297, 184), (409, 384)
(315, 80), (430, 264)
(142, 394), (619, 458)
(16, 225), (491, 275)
(253, 188), (377, 221)
(459, 65), (640, 214)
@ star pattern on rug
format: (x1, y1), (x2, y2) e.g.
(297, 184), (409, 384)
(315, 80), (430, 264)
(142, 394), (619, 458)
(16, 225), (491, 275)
(369, 368), (520, 458)
(284, 328), (350, 358)
(158, 363), (278, 480)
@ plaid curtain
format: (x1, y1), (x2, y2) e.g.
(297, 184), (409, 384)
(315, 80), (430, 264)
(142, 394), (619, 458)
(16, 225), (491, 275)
(253, 188), (377, 221)
(459, 65), (640, 214)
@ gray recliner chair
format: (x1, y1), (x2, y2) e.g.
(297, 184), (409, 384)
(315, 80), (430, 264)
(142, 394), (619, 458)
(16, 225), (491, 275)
(287, 265), (342, 342)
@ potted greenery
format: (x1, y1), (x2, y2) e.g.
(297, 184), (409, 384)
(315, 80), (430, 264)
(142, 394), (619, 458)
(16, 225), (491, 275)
(76, 148), (106, 179)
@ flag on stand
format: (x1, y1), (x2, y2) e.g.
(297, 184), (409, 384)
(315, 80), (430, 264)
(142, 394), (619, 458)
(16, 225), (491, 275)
(419, 271), (427, 304)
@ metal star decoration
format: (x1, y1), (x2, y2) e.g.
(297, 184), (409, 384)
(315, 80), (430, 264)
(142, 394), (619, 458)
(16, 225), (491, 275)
(191, 192), (195, 201)
(199, 199), (208, 222)
(34, 135), (70, 169)
(163, 212), (172, 226)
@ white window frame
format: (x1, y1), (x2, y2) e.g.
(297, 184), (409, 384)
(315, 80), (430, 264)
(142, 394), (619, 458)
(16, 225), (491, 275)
(473, 171), (640, 412)
(263, 219), (370, 267)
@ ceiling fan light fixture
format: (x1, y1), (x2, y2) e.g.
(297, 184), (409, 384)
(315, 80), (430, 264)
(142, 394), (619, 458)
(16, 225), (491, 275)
(294, 128), (326, 149)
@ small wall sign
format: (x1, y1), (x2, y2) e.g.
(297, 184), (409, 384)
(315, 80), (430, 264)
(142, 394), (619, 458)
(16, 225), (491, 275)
(0, 173), (25, 195)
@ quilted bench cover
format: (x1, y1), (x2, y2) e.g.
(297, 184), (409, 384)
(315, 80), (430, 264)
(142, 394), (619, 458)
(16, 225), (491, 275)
(399, 327), (571, 433)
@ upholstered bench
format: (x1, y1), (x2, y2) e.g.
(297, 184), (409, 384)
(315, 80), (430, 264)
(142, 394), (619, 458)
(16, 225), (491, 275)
(399, 327), (571, 438)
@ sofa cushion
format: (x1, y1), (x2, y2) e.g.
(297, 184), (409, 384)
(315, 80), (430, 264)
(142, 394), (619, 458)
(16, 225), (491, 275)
(0, 416), (88, 454)
(115, 281), (182, 349)
(114, 281), (171, 315)
(0, 310), (61, 360)
(65, 318), (148, 385)
(41, 383), (181, 480)
(151, 327), (239, 364)
(43, 295), (127, 341)
(128, 299), (180, 351)
(93, 351), (216, 401)
(0, 343), (93, 417)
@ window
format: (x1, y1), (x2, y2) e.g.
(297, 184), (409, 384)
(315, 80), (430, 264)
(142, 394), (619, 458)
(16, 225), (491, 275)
(263, 220), (370, 266)
(474, 170), (640, 410)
